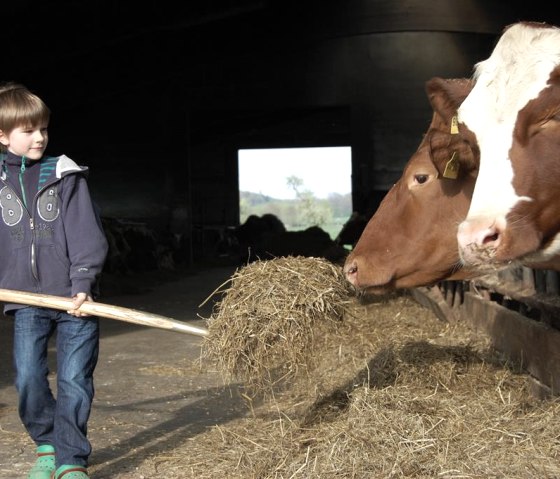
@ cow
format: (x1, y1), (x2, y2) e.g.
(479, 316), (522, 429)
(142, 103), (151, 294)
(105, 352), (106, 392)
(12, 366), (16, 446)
(234, 213), (287, 263)
(456, 21), (560, 272)
(344, 77), (479, 294)
(234, 214), (346, 263)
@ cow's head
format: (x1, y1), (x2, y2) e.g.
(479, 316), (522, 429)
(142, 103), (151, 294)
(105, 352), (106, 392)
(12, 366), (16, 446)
(344, 77), (478, 294)
(456, 22), (560, 271)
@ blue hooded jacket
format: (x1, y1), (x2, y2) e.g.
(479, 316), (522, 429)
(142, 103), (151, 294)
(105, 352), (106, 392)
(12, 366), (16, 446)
(0, 152), (108, 313)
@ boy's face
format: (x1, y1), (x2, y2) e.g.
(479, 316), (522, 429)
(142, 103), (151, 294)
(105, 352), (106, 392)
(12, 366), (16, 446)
(0, 123), (49, 160)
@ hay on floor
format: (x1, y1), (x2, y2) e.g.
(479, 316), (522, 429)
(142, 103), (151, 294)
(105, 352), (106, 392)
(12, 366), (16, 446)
(155, 295), (560, 479)
(80, 275), (560, 479)
(201, 256), (353, 394)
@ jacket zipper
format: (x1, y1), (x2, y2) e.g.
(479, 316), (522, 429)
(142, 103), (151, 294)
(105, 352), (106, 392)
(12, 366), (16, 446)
(16, 157), (37, 280)
(29, 179), (58, 282)
(19, 157), (28, 209)
(30, 217), (38, 280)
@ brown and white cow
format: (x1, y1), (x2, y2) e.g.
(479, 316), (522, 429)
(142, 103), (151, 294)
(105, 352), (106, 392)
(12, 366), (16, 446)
(456, 22), (560, 272)
(344, 77), (479, 294)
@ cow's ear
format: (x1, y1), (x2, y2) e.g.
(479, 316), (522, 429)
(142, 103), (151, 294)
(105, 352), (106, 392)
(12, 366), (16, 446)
(441, 152), (460, 179)
(430, 151), (460, 180)
(458, 131), (480, 175)
(426, 77), (473, 123)
(433, 151), (478, 180)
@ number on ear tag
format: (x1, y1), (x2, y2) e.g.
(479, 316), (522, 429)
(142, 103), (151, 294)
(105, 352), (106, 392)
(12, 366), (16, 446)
(450, 116), (459, 134)
(443, 151), (459, 179)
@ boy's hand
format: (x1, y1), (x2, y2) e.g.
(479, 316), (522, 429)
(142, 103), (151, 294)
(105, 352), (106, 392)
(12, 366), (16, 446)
(68, 292), (93, 317)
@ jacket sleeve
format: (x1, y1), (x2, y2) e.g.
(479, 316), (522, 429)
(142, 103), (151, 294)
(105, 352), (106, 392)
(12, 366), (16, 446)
(60, 173), (109, 298)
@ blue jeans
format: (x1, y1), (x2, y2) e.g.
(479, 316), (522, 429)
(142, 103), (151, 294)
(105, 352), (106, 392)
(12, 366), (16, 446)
(13, 306), (99, 468)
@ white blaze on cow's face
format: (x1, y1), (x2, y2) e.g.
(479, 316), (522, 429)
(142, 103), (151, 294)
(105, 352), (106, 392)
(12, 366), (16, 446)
(456, 22), (560, 269)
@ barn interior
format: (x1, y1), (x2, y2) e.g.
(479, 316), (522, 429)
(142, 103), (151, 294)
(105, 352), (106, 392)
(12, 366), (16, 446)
(4, 1), (560, 270)
(2, 5), (560, 476)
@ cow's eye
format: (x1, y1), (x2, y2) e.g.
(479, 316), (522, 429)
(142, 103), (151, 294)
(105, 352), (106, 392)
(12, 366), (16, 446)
(414, 174), (429, 184)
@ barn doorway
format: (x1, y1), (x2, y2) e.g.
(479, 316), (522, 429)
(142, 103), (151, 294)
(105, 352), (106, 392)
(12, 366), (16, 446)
(238, 146), (352, 239)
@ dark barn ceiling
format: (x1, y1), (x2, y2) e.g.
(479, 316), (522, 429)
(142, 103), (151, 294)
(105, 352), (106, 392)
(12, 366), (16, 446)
(3, 1), (560, 235)
(5, 1), (560, 154)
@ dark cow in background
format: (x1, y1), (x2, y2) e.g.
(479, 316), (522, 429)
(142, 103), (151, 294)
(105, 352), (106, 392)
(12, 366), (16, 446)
(344, 77), (478, 294)
(234, 213), (287, 263)
(261, 225), (347, 263)
(235, 213), (347, 264)
(456, 22), (560, 272)
(334, 212), (371, 248)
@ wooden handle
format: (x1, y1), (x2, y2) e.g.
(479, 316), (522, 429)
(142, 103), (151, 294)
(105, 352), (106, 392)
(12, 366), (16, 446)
(0, 288), (209, 337)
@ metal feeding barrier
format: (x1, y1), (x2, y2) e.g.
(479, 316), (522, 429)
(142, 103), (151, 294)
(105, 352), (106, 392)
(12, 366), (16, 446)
(412, 266), (560, 398)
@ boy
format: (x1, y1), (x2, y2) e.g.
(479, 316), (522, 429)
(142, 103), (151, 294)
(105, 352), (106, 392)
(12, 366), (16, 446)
(0, 82), (108, 479)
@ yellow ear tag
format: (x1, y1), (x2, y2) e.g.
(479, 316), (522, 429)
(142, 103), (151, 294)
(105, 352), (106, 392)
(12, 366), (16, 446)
(450, 115), (459, 134)
(443, 151), (459, 179)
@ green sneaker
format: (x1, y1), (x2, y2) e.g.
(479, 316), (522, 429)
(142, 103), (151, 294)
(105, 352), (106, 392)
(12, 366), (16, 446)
(28, 445), (55, 479)
(51, 465), (89, 479)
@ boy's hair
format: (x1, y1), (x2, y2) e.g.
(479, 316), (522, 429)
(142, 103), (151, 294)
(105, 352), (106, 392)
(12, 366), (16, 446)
(0, 82), (50, 152)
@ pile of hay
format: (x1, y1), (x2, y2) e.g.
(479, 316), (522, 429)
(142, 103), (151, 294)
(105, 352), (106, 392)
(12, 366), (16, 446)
(201, 256), (353, 393)
(148, 295), (560, 479)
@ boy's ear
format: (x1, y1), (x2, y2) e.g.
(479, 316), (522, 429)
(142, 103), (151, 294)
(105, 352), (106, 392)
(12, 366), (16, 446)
(0, 130), (8, 146)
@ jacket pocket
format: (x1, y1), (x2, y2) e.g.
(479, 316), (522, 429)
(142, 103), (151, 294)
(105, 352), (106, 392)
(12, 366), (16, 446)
(35, 244), (72, 295)
(0, 245), (34, 291)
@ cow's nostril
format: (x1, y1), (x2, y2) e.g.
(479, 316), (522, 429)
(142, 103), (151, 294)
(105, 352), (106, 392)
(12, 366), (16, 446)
(482, 231), (499, 245)
(344, 262), (358, 276)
